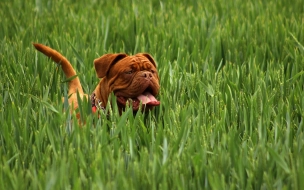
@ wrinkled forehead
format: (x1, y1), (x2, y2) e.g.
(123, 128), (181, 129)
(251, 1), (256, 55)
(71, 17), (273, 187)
(114, 55), (155, 70)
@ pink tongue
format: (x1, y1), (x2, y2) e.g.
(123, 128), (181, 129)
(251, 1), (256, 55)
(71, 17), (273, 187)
(137, 92), (159, 105)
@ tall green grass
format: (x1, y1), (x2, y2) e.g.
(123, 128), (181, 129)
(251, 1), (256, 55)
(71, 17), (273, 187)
(1, 0), (304, 189)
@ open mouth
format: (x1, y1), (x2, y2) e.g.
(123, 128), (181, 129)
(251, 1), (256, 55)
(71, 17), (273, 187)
(116, 89), (160, 111)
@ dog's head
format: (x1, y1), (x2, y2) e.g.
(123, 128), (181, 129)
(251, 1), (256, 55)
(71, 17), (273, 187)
(94, 53), (160, 112)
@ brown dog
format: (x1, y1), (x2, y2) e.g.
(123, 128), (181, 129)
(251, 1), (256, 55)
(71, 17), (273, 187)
(33, 43), (160, 116)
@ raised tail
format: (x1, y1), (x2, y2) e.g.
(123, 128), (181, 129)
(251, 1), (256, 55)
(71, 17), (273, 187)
(33, 43), (84, 95)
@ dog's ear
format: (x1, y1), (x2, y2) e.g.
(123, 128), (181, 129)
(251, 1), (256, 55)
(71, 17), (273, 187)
(138, 53), (157, 68)
(94, 53), (127, 78)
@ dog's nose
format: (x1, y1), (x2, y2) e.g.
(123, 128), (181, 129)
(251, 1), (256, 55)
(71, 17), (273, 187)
(142, 71), (153, 79)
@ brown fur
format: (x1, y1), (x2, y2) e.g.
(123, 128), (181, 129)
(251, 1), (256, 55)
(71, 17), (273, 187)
(33, 43), (160, 115)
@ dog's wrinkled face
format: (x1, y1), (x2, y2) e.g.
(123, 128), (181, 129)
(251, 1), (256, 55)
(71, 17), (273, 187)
(94, 53), (160, 112)
(109, 54), (160, 111)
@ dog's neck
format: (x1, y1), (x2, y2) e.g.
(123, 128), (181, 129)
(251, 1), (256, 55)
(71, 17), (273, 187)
(93, 78), (110, 109)
(92, 78), (125, 114)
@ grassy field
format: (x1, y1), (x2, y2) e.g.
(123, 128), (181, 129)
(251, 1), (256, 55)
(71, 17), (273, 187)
(1, 0), (304, 189)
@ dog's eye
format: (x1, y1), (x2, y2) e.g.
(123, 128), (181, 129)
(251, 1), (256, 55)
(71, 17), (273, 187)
(125, 70), (133, 74)
(150, 70), (155, 74)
